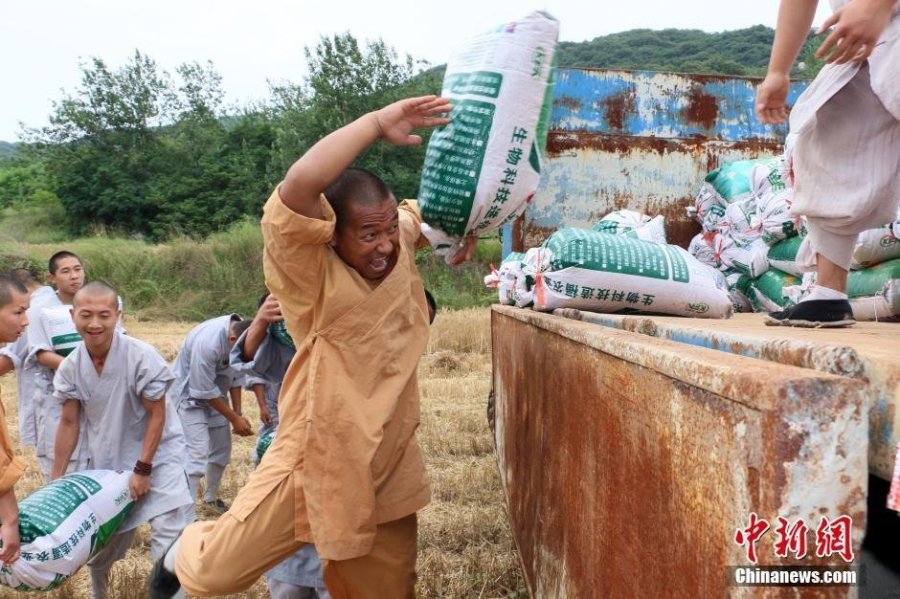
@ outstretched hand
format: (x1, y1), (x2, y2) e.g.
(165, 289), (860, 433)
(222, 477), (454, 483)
(374, 96), (452, 146)
(816, 0), (893, 64)
(755, 72), (791, 124)
(449, 235), (479, 266)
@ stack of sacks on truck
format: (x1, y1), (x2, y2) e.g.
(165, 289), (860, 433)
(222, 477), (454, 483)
(487, 209), (733, 318)
(765, 214), (900, 321)
(689, 155), (900, 321)
(687, 157), (801, 310)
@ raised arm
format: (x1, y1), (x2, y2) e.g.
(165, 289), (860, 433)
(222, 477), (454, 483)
(240, 295), (282, 362)
(278, 96), (451, 218)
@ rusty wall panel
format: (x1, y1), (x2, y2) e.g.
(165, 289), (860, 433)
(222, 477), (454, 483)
(491, 306), (867, 598)
(518, 69), (809, 250)
(553, 309), (900, 482)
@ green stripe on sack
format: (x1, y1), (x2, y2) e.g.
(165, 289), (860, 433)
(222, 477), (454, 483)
(501, 252), (525, 267)
(767, 236), (802, 261)
(750, 269), (799, 307)
(419, 99), (494, 237)
(847, 259), (900, 298)
(91, 502), (135, 557)
(544, 228), (678, 281)
(51, 332), (82, 357)
(16, 478), (91, 543)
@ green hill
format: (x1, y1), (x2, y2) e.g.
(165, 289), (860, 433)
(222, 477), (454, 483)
(556, 25), (824, 79)
(0, 141), (18, 159)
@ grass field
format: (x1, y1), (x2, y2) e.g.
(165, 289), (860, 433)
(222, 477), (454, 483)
(0, 308), (525, 598)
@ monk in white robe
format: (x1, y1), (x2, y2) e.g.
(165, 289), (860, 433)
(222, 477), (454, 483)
(53, 282), (193, 599)
(25, 252), (93, 477)
(757, 0), (900, 326)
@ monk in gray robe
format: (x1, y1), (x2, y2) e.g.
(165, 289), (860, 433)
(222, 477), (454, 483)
(52, 281), (193, 599)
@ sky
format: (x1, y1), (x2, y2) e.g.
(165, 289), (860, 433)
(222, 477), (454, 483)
(0, 0), (834, 142)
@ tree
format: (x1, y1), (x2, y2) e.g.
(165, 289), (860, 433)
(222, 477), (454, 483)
(25, 52), (277, 240)
(25, 51), (175, 236)
(269, 33), (441, 200)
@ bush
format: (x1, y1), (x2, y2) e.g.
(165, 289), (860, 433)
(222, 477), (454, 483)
(2, 220), (501, 320)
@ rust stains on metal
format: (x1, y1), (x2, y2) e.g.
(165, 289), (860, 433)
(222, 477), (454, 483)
(644, 196), (702, 249)
(599, 90), (637, 131)
(545, 131), (676, 157)
(492, 307), (868, 598)
(682, 86), (719, 130)
(520, 222), (556, 253)
(554, 95), (582, 111)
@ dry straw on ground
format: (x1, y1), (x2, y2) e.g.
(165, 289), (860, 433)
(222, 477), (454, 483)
(0, 307), (525, 598)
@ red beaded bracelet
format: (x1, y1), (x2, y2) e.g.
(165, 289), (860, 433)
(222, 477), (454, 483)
(133, 460), (153, 475)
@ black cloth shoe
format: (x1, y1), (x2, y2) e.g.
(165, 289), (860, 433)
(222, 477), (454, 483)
(764, 299), (855, 328)
(204, 498), (229, 514)
(148, 534), (182, 599)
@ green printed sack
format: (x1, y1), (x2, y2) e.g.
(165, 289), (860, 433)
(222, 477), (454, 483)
(767, 235), (805, 276)
(419, 11), (559, 256)
(704, 157), (776, 204)
(484, 252), (527, 305)
(0, 470), (134, 591)
(848, 280), (900, 321)
(592, 210), (667, 244)
(527, 228), (732, 318)
(256, 430), (277, 464)
(845, 259), (900, 298)
(268, 322), (295, 351)
(851, 220), (900, 268)
(40, 305), (82, 357)
(745, 268), (801, 312)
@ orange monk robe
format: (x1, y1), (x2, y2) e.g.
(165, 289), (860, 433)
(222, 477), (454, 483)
(0, 390), (25, 495)
(227, 189), (431, 560)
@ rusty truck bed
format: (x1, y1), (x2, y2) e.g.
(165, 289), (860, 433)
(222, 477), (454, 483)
(490, 306), (897, 598)
(553, 310), (899, 482)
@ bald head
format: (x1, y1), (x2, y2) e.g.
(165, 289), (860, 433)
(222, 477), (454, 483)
(0, 274), (28, 308)
(10, 268), (42, 292)
(73, 280), (118, 309)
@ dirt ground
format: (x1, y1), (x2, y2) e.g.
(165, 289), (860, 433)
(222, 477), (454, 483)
(0, 307), (525, 598)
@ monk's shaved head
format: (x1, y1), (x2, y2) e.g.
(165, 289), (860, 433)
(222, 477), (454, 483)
(0, 273), (28, 307)
(73, 280), (118, 308)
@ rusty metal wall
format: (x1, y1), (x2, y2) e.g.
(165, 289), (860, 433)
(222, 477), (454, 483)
(491, 306), (867, 598)
(515, 68), (809, 250)
(552, 309), (900, 482)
